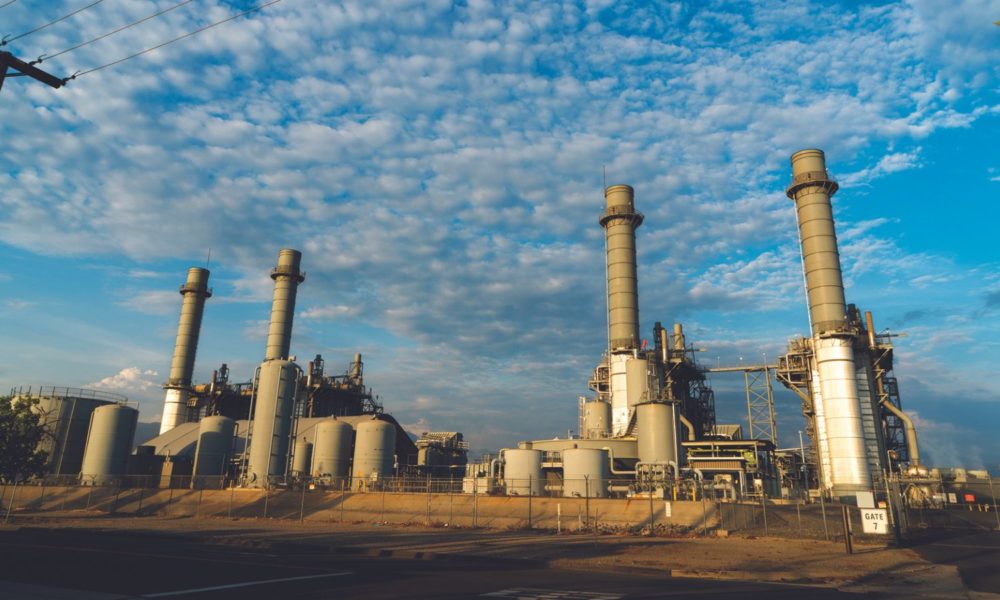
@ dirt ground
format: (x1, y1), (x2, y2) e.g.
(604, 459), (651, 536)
(1, 511), (969, 595)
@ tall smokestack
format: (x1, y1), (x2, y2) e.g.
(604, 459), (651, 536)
(600, 184), (644, 351)
(159, 267), (212, 435)
(264, 249), (305, 361)
(787, 149), (871, 496)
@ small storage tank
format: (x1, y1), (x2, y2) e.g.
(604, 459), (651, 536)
(291, 437), (313, 476)
(312, 418), (353, 479)
(582, 400), (612, 439)
(352, 419), (395, 480)
(625, 357), (650, 409)
(636, 401), (677, 465)
(80, 404), (138, 484)
(246, 359), (300, 487)
(562, 448), (609, 498)
(504, 448), (544, 496)
(192, 415), (235, 482)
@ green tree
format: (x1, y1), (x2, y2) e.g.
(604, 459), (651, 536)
(0, 396), (48, 482)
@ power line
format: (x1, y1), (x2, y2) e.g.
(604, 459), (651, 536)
(34, 0), (197, 65)
(0, 1), (19, 11)
(1, 0), (106, 47)
(64, 0), (284, 82)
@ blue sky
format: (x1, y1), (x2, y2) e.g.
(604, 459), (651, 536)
(1, 0), (997, 469)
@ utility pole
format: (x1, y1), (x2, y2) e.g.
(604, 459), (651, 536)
(0, 51), (63, 93)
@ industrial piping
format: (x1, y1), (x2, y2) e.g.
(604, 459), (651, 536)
(159, 267), (212, 435)
(787, 149), (871, 496)
(265, 249), (305, 361)
(864, 311), (920, 466)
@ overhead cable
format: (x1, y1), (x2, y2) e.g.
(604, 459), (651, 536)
(2, 0), (106, 47)
(0, 1), (19, 11)
(64, 0), (284, 82)
(34, 0), (196, 64)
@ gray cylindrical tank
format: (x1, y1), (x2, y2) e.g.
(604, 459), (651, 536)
(636, 402), (677, 465)
(291, 438), (313, 476)
(562, 448), (609, 498)
(352, 419), (395, 480)
(192, 415), (235, 480)
(504, 448), (544, 496)
(312, 419), (353, 479)
(246, 359), (300, 487)
(32, 395), (112, 475)
(625, 357), (649, 409)
(582, 400), (611, 439)
(80, 404), (138, 484)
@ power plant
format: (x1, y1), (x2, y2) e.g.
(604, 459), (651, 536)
(13, 148), (969, 515)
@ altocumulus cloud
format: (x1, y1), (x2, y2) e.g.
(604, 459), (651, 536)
(0, 1), (997, 456)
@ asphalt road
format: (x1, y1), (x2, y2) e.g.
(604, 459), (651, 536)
(910, 530), (1000, 595)
(0, 528), (890, 599)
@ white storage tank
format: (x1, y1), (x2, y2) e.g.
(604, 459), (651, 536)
(246, 359), (300, 487)
(192, 415), (235, 482)
(504, 448), (544, 496)
(80, 404), (138, 484)
(625, 357), (650, 409)
(312, 418), (354, 479)
(582, 400), (611, 439)
(636, 401), (677, 465)
(352, 419), (395, 480)
(291, 437), (313, 476)
(562, 447), (609, 498)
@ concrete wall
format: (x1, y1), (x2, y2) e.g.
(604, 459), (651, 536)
(4, 485), (718, 532)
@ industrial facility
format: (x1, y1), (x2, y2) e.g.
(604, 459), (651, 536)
(12, 148), (951, 512)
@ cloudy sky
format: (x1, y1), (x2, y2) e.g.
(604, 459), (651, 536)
(1, 0), (997, 469)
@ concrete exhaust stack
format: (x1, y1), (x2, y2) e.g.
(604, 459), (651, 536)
(600, 184), (644, 351)
(264, 248), (305, 361)
(787, 149), (871, 496)
(159, 267), (212, 435)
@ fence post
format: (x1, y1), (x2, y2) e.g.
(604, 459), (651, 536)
(819, 492), (829, 541)
(449, 479), (454, 525)
(648, 488), (655, 534)
(584, 475), (590, 529)
(341, 479), (347, 524)
(38, 479), (46, 511)
(380, 485), (386, 523)
(426, 475), (431, 525)
(760, 496), (768, 536)
(299, 483), (307, 524)
(227, 483), (235, 519)
(841, 505), (854, 554)
(196, 488), (204, 518)
(701, 485), (708, 536)
(85, 484), (94, 510)
(263, 488), (269, 519)
(527, 475), (533, 529)
(796, 501), (802, 536)
(988, 475), (1000, 532)
(473, 481), (478, 528)
(3, 482), (17, 523)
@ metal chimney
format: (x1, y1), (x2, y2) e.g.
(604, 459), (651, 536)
(264, 249), (305, 361)
(600, 184), (644, 352)
(786, 149), (871, 496)
(159, 267), (212, 435)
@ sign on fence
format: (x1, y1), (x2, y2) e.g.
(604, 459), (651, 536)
(860, 508), (888, 534)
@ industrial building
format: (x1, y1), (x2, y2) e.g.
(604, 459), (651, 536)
(14, 148), (929, 509)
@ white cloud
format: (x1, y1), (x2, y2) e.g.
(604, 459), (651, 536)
(88, 367), (160, 393)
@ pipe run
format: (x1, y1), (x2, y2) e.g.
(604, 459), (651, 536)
(678, 413), (696, 441)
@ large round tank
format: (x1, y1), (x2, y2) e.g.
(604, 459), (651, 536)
(636, 402), (677, 465)
(352, 419), (395, 480)
(80, 404), (138, 484)
(562, 448), (609, 498)
(582, 400), (611, 439)
(29, 393), (114, 476)
(246, 359), (300, 487)
(312, 419), (353, 479)
(291, 438), (313, 476)
(504, 448), (544, 496)
(192, 415), (235, 481)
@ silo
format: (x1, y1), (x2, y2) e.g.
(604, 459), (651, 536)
(562, 448), (609, 498)
(312, 419), (353, 479)
(246, 359), (300, 487)
(352, 419), (395, 480)
(625, 357), (650, 409)
(80, 404), (138, 484)
(503, 448), (544, 496)
(192, 415), (235, 482)
(291, 437), (313, 477)
(30, 393), (113, 475)
(636, 402), (677, 465)
(582, 400), (611, 439)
